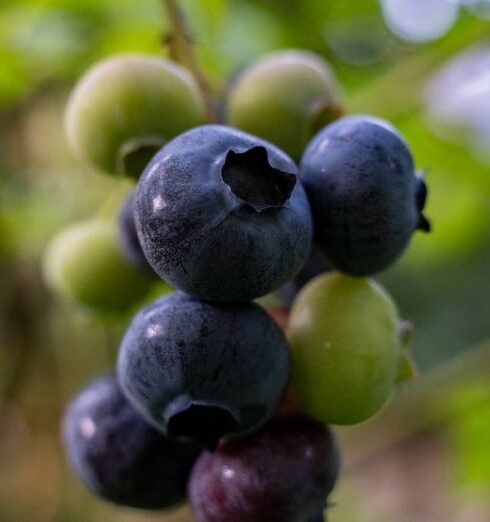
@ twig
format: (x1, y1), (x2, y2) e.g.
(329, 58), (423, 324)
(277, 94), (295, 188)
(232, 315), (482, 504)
(338, 339), (490, 465)
(162, 0), (217, 122)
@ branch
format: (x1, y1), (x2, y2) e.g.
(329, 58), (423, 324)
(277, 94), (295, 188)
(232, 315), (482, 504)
(162, 0), (217, 122)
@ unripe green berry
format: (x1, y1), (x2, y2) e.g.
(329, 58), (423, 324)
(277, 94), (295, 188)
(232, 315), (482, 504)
(227, 50), (343, 160)
(43, 219), (153, 312)
(287, 272), (407, 425)
(65, 54), (206, 177)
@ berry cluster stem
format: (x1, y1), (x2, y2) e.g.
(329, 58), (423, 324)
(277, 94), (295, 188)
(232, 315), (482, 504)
(162, 0), (217, 122)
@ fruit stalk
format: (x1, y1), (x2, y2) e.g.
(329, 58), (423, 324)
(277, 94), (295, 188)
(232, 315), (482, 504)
(162, 0), (217, 122)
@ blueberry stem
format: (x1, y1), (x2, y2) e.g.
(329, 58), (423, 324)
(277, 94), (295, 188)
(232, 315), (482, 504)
(162, 0), (218, 122)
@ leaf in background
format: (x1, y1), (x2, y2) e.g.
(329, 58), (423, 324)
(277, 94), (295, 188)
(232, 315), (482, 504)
(0, 49), (30, 107)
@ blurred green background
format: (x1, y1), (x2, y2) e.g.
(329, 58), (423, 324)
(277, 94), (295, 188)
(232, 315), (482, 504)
(1, 0), (490, 520)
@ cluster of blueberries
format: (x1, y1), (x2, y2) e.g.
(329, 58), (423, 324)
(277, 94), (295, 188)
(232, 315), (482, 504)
(54, 50), (430, 522)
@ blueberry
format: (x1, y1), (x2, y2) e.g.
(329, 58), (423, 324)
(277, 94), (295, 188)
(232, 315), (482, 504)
(117, 291), (290, 449)
(300, 115), (430, 275)
(117, 191), (155, 275)
(227, 50), (343, 160)
(188, 412), (340, 522)
(288, 272), (405, 425)
(43, 219), (153, 312)
(134, 124), (313, 301)
(62, 373), (201, 510)
(65, 54), (206, 177)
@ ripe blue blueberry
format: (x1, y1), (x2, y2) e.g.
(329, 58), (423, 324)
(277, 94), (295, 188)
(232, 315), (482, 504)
(134, 124), (313, 301)
(117, 291), (290, 449)
(188, 412), (341, 522)
(62, 373), (201, 510)
(300, 115), (430, 275)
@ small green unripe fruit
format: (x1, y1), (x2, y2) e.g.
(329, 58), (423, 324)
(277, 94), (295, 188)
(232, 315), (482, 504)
(227, 50), (342, 160)
(287, 272), (407, 425)
(65, 54), (206, 177)
(43, 219), (152, 312)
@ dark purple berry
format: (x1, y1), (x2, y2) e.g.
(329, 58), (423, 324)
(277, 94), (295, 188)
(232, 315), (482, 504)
(62, 373), (201, 510)
(188, 413), (341, 522)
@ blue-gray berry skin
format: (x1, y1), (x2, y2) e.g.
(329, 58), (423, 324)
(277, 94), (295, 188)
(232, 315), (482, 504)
(300, 115), (430, 276)
(117, 192), (155, 275)
(134, 124), (313, 302)
(62, 373), (201, 510)
(117, 291), (290, 449)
